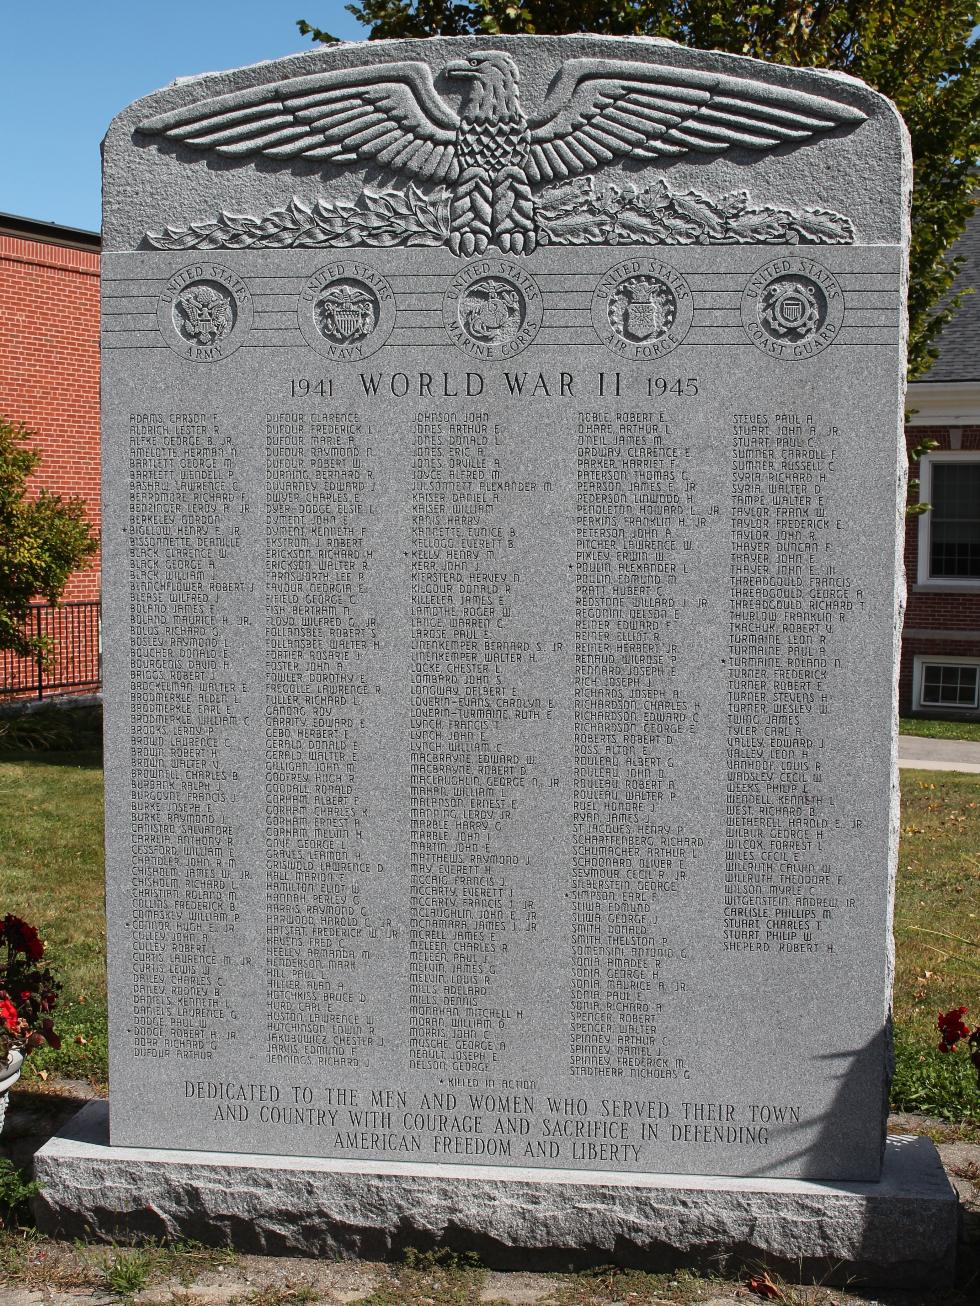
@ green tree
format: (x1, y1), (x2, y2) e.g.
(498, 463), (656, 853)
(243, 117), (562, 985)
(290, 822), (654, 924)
(0, 419), (98, 663)
(298, 1), (979, 378)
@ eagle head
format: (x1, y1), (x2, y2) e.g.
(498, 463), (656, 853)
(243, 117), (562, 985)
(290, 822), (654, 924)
(446, 51), (522, 123)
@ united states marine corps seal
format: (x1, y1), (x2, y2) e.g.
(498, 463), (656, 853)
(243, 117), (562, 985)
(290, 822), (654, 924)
(158, 263), (252, 361)
(444, 260), (542, 359)
(741, 257), (844, 360)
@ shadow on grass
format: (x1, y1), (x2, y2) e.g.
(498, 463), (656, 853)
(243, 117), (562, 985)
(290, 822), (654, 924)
(0, 750), (103, 773)
(0, 702), (103, 769)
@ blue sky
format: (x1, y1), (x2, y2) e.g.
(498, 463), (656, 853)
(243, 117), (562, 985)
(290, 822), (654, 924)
(0, 2), (367, 233)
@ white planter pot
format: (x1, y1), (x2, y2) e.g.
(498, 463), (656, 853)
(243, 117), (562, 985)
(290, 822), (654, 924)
(0, 1047), (24, 1133)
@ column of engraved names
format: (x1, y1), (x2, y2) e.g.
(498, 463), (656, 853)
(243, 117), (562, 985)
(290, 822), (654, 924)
(264, 410), (385, 1070)
(572, 408), (705, 1082)
(726, 414), (856, 956)
(410, 409), (540, 1080)
(128, 410), (248, 1062)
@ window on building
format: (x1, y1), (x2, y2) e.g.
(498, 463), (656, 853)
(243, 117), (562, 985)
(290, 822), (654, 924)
(929, 462), (980, 578)
(914, 657), (980, 713)
(917, 453), (980, 586)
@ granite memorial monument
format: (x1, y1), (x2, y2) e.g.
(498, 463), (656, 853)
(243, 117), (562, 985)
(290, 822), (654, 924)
(36, 33), (958, 1283)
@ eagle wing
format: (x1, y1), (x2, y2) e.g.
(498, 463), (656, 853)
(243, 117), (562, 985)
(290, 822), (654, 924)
(527, 59), (867, 183)
(138, 62), (461, 183)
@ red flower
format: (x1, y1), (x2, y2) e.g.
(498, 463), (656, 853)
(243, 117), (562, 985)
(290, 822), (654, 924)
(0, 916), (60, 1058)
(2, 915), (44, 962)
(938, 1006), (971, 1053)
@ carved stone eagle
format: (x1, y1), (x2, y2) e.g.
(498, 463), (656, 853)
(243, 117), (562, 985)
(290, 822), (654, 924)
(139, 51), (866, 257)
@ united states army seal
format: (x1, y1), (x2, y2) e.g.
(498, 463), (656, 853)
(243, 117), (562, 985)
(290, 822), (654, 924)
(158, 263), (252, 361)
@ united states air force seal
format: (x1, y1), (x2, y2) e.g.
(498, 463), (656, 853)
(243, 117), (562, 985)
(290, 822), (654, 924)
(299, 260), (395, 360)
(443, 260), (542, 359)
(591, 259), (694, 360)
(741, 257), (844, 360)
(158, 263), (253, 361)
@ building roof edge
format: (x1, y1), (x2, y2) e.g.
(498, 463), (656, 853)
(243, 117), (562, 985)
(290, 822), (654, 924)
(0, 212), (101, 253)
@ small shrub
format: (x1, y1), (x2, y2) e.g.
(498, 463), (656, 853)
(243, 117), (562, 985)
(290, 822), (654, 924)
(402, 1245), (482, 1270)
(0, 1160), (38, 1229)
(103, 1247), (153, 1298)
(0, 417), (98, 663)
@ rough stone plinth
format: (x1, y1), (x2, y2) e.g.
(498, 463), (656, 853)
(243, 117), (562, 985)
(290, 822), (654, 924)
(33, 1103), (958, 1287)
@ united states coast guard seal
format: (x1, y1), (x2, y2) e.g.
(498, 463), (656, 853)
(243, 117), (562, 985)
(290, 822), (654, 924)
(741, 257), (845, 360)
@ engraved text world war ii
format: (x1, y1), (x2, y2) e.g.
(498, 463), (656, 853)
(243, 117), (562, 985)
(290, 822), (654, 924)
(98, 37), (907, 1188)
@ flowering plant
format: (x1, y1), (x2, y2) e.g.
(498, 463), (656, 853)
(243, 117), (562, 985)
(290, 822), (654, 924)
(0, 915), (60, 1064)
(937, 1005), (980, 1087)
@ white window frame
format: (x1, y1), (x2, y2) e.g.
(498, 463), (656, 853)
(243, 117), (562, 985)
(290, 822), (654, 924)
(912, 654), (980, 714)
(917, 451), (980, 589)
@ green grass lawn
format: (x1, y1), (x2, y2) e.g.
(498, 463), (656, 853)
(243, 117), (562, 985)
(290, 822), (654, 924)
(900, 716), (980, 743)
(1, 719), (979, 1125)
(0, 710), (107, 1085)
(891, 770), (980, 1124)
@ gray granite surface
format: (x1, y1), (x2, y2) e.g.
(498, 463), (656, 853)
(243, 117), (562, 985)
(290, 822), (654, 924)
(34, 1102), (958, 1287)
(101, 36), (910, 1182)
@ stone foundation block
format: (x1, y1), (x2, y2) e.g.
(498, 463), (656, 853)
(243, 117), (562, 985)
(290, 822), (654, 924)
(33, 1102), (959, 1287)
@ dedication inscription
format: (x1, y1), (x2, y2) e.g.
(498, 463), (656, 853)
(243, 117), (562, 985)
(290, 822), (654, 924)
(102, 35), (908, 1181)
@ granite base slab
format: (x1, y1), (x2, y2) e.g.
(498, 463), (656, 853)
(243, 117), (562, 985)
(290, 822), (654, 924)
(33, 1102), (958, 1287)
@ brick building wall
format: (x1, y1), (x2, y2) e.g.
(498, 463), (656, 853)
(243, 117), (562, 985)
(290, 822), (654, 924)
(0, 219), (101, 602)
